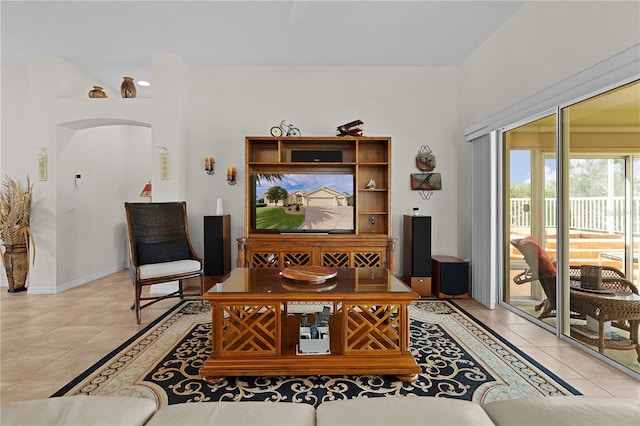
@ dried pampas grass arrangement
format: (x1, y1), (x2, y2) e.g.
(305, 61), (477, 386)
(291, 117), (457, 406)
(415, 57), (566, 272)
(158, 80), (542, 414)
(0, 176), (35, 263)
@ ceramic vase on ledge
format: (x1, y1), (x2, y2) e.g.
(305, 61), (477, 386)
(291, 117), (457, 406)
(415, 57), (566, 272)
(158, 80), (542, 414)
(88, 86), (107, 98)
(121, 77), (137, 98)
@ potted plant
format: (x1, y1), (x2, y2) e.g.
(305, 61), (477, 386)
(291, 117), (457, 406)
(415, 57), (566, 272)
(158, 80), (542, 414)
(0, 176), (35, 292)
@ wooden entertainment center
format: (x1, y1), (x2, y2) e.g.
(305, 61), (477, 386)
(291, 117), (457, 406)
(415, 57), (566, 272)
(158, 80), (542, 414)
(198, 136), (424, 383)
(238, 136), (396, 273)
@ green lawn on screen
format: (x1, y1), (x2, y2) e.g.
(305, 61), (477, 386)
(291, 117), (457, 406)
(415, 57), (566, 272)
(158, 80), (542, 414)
(256, 207), (305, 229)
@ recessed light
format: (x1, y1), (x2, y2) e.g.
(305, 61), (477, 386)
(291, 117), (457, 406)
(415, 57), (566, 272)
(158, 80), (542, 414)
(137, 80), (151, 87)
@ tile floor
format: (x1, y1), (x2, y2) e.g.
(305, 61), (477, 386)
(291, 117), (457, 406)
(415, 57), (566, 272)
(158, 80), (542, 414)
(1, 270), (638, 404)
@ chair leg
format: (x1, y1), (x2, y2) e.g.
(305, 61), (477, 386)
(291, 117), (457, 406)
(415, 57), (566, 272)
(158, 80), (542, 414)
(134, 284), (142, 324)
(199, 275), (205, 308)
(178, 279), (184, 299)
(536, 299), (553, 320)
(130, 280), (137, 310)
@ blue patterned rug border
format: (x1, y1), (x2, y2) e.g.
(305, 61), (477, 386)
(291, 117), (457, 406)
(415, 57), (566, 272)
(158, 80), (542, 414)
(447, 300), (581, 396)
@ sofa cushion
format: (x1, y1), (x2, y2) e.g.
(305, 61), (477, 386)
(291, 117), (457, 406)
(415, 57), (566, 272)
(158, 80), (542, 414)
(315, 397), (495, 426)
(483, 396), (640, 426)
(137, 239), (190, 265)
(146, 401), (316, 426)
(0, 395), (157, 426)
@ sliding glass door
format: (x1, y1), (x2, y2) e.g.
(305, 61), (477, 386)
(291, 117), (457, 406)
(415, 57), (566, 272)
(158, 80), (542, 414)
(502, 80), (639, 374)
(503, 114), (557, 332)
(561, 81), (639, 374)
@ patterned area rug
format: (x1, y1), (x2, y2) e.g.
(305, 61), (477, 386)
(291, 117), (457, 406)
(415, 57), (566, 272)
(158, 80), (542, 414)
(52, 300), (579, 407)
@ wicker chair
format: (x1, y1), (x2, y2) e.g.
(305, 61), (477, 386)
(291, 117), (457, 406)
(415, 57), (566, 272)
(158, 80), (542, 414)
(512, 236), (638, 322)
(511, 236), (559, 319)
(125, 202), (204, 324)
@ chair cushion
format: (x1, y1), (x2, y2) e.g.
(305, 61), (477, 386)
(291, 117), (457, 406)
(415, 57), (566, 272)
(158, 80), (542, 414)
(146, 401), (315, 426)
(315, 397), (495, 426)
(483, 396), (640, 426)
(137, 239), (190, 265)
(518, 236), (556, 277)
(139, 259), (202, 279)
(0, 395), (157, 426)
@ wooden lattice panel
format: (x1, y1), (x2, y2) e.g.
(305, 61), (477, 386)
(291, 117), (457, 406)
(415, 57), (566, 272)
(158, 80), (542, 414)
(221, 304), (278, 355)
(353, 252), (382, 268)
(322, 252), (350, 268)
(344, 304), (401, 353)
(250, 252), (280, 268)
(283, 252), (312, 266)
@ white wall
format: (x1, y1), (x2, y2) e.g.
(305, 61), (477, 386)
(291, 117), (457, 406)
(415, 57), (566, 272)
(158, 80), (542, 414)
(460, 1), (640, 127)
(2, 1), (638, 292)
(1, 56), (166, 293)
(455, 0), (640, 261)
(2, 57), (460, 291)
(183, 66), (460, 268)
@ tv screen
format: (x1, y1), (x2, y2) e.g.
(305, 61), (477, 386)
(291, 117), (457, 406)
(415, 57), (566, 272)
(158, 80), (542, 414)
(254, 173), (354, 233)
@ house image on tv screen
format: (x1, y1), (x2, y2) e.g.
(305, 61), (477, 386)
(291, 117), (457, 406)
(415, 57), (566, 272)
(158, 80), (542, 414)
(288, 186), (350, 207)
(255, 173), (355, 232)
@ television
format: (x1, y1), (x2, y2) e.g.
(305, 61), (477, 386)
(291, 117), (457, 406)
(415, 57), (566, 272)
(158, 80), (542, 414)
(252, 172), (355, 234)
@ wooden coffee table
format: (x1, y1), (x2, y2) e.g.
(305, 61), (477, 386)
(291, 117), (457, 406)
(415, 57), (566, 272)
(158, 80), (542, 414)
(199, 268), (420, 383)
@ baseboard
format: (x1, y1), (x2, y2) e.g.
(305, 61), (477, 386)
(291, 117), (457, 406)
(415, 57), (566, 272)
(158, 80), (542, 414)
(1, 264), (127, 294)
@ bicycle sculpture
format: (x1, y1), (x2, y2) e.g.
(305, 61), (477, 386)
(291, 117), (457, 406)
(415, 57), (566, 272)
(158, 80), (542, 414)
(270, 120), (301, 137)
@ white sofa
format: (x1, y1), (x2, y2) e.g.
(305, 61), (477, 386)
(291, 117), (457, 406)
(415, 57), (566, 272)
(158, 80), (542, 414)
(2, 395), (639, 426)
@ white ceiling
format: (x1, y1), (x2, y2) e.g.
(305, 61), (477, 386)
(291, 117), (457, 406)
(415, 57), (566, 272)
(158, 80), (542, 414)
(1, 1), (526, 91)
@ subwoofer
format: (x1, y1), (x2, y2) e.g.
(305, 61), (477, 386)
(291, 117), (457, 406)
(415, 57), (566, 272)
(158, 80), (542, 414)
(432, 255), (469, 299)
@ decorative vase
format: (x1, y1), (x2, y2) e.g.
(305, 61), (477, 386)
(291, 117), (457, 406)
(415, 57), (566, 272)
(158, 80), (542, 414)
(88, 86), (107, 98)
(120, 77), (137, 98)
(2, 244), (29, 293)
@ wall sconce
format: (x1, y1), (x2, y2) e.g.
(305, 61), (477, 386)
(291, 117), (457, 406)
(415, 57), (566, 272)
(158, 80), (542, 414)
(227, 167), (237, 185)
(204, 156), (215, 175)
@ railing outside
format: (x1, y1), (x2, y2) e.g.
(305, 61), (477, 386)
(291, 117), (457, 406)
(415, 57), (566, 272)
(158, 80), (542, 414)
(510, 197), (640, 235)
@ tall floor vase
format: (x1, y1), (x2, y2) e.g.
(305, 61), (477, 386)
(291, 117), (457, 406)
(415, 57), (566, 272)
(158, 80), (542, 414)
(2, 244), (28, 293)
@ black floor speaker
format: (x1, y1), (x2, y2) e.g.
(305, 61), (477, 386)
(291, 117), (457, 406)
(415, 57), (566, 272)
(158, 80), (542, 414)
(204, 215), (231, 276)
(402, 215), (432, 278)
(402, 215), (432, 296)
